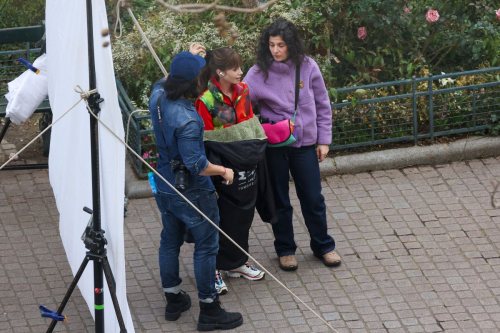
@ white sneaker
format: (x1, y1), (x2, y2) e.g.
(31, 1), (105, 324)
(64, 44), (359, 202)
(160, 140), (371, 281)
(226, 262), (265, 281)
(215, 269), (228, 295)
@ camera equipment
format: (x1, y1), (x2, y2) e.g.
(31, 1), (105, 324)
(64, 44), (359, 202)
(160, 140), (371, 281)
(39, 1), (128, 332)
(171, 159), (189, 190)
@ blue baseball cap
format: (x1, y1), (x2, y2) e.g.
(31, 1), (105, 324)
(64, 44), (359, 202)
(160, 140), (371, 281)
(169, 52), (206, 82)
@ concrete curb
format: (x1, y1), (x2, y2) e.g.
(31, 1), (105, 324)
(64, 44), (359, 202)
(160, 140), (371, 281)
(125, 159), (154, 199)
(329, 136), (500, 176)
(125, 136), (500, 199)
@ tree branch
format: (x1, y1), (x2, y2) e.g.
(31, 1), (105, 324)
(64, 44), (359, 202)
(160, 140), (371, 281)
(154, 0), (281, 14)
(421, 29), (438, 57)
(430, 44), (457, 73)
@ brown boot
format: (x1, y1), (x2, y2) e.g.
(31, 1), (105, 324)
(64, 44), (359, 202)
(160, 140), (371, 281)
(315, 250), (342, 267)
(279, 255), (298, 271)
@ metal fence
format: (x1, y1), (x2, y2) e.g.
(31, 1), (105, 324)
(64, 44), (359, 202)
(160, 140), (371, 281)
(119, 68), (500, 178)
(0, 49), (41, 96)
(330, 67), (500, 150)
(0, 25), (44, 97)
(117, 78), (156, 178)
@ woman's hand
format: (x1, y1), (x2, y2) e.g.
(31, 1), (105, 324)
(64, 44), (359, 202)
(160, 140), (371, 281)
(221, 167), (234, 185)
(316, 144), (329, 163)
(189, 42), (206, 57)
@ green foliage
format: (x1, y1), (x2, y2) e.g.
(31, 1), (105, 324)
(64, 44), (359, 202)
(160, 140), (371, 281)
(0, 0), (151, 31)
(489, 114), (500, 135)
(4, 0), (499, 110)
(329, 67), (500, 148)
(111, 0), (500, 106)
(0, 0), (45, 28)
(308, 0), (500, 89)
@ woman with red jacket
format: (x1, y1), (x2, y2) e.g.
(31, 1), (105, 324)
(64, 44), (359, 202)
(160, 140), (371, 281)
(195, 47), (268, 295)
(196, 49), (253, 130)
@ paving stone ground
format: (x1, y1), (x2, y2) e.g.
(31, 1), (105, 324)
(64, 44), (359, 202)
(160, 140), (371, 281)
(2, 157), (500, 332)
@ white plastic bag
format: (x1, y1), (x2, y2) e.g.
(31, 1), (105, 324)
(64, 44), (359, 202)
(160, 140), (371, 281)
(5, 53), (48, 125)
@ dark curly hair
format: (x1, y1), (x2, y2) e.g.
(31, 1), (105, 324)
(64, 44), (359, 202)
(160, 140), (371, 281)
(255, 19), (306, 81)
(163, 75), (199, 101)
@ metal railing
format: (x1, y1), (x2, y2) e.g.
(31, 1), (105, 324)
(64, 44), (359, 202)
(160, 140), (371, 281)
(330, 67), (500, 150)
(119, 68), (500, 177)
(116, 78), (156, 178)
(0, 25), (44, 96)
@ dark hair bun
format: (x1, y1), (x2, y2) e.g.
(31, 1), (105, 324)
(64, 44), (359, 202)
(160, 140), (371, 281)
(205, 50), (213, 63)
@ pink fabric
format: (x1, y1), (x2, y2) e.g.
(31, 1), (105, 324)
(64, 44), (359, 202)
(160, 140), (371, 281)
(261, 120), (295, 144)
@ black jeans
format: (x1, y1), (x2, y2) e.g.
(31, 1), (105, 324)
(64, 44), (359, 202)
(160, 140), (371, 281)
(265, 145), (336, 257)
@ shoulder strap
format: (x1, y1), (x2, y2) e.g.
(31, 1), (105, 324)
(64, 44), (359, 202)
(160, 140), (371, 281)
(156, 92), (164, 124)
(293, 65), (300, 121)
(155, 92), (171, 161)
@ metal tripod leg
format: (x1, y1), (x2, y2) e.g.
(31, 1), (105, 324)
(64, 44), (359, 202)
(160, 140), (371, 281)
(46, 256), (90, 333)
(0, 118), (11, 144)
(45, 255), (128, 332)
(102, 256), (128, 333)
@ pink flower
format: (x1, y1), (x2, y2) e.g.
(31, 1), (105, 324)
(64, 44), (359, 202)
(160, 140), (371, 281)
(143, 136), (148, 142)
(142, 150), (152, 159)
(497, 9), (500, 20)
(404, 8), (410, 13)
(357, 27), (367, 40)
(149, 162), (156, 168)
(426, 9), (440, 23)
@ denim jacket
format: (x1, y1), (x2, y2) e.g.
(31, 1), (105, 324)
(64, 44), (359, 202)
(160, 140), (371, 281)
(149, 78), (214, 194)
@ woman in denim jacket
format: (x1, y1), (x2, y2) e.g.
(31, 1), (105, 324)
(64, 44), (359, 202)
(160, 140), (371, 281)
(149, 48), (242, 331)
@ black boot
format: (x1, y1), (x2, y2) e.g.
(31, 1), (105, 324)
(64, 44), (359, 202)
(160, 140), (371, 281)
(164, 291), (191, 321)
(197, 296), (243, 331)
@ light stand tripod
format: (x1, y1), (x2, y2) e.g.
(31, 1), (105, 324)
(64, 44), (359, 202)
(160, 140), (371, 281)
(39, 1), (127, 332)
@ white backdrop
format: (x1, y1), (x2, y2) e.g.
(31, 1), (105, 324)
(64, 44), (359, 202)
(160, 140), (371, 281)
(46, 1), (134, 332)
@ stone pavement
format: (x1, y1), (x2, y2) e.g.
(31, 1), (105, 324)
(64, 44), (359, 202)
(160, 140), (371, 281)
(2, 157), (500, 332)
(0, 140), (18, 164)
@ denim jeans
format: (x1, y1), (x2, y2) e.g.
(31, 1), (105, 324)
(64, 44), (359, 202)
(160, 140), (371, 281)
(154, 188), (219, 301)
(265, 145), (336, 257)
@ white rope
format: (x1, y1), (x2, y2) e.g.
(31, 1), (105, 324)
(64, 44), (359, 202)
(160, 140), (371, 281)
(125, 109), (149, 146)
(81, 96), (338, 333)
(114, 0), (123, 38)
(114, 0), (168, 77)
(0, 87), (96, 171)
(75, 85), (98, 100)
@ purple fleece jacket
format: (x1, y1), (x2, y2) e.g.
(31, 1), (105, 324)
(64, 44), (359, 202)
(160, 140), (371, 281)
(243, 57), (332, 147)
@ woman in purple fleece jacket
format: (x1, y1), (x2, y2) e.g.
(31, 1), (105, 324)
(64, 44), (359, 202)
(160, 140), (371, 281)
(244, 19), (341, 271)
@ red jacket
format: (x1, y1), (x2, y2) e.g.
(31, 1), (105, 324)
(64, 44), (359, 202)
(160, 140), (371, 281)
(195, 78), (253, 130)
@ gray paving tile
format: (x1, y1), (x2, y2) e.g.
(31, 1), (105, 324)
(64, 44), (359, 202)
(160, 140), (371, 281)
(3, 158), (500, 331)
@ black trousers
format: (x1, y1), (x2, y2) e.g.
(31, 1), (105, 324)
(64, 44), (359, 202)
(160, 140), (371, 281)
(213, 167), (258, 270)
(265, 145), (336, 257)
